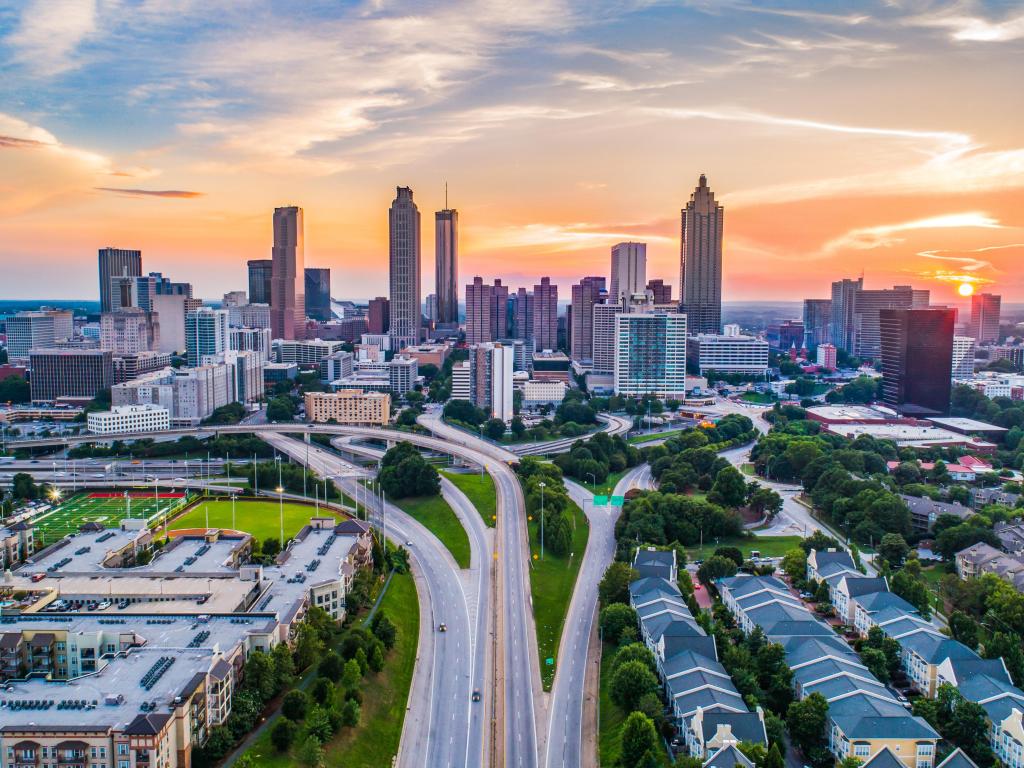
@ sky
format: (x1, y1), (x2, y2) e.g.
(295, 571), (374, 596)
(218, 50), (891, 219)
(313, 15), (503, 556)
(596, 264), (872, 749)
(1, 0), (1023, 305)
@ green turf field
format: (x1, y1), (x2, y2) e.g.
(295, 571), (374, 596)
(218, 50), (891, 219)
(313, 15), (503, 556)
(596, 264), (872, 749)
(170, 498), (329, 541)
(32, 491), (191, 546)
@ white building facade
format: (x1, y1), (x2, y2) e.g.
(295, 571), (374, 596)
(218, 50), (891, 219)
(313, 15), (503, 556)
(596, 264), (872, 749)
(614, 311), (688, 398)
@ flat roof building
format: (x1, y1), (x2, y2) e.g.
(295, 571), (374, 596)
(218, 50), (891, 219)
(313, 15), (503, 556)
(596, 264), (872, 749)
(29, 349), (113, 402)
(304, 390), (390, 425)
(87, 403), (170, 434)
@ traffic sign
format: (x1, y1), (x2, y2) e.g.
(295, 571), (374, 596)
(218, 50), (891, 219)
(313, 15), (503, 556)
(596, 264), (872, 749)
(611, 496), (625, 507)
(594, 495), (609, 506)
(546, 657), (554, 666)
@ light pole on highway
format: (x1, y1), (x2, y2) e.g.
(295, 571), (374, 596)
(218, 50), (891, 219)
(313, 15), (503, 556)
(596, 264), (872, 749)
(253, 453), (259, 496)
(276, 485), (285, 548)
(586, 472), (595, 488)
(538, 481), (546, 561)
(231, 489), (237, 531)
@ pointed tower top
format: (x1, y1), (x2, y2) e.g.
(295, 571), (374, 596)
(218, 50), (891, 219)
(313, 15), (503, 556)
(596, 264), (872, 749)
(699, 173), (707, 187)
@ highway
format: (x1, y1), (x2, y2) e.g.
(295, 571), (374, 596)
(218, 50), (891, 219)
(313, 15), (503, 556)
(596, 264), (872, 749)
(510, 413), (633, 456)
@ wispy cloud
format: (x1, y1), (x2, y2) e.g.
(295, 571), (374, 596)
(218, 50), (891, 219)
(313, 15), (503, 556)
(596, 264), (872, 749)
(822, 212), (1004, 254)
(95, 187), (203, 199)
(473, 221), (674, 252)
(905, 8), (1024, 42)
(7, 0), (97, 76)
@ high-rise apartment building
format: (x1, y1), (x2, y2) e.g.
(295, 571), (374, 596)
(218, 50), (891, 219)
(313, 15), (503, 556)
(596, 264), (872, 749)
(680, 175), (723, 334)
(830, 277), (863, 353)
(270, 206), (305, 340)
(570, 276), (606, 362)
(614, 311), (688, 397)
(304, 268), (332, 322)
(952, 336), (976, 379)
(100, 308), (160, 354)
(389, 186), (421, 350)
(803, 298), (833, 348)
(368, 297), (390, 334)
(816, 343), (837, 370)
(425, 293), (439, 323)
(247, 258), (274, 304)
(593, 302), (625, 375)
(5, 312), (56, 359)
(688, 334), (770, 376)
(185, 308), (229, 367)
(610, 242), (646, 304)
(465, 343), (514, 421)
(465, 277), (496, 345)
(230, 327), (273, 363)
(435, 207), (459, 325)
(511, 288), (534, 343)
(879, 308), (954, 417)
(853, 285), (921, 360)
(29, 349), (113, 402)
(646, 279), (672, 305)
(970, 293), (1001, 345)
(98, 248), (142, 313)
(533, 277), (558, 352)
(492, 279), (509, 340)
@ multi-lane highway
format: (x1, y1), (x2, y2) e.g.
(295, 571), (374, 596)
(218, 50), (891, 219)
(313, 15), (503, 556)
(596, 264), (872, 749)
(510, 413), (633, 456)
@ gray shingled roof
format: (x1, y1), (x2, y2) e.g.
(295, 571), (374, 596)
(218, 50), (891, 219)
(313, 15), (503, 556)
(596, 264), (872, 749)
(704, 745), (755, 768)
(700, 711), (767, 746)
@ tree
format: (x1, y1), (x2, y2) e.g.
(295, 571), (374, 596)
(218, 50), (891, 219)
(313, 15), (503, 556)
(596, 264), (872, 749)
(748, 486), (783, 519)
(948, 611), (979, 649)
(877, 533), (910, 569)
(511, 417), (526, 438)
(305, 705), (334, 744)
(282, 690), (308, 722)
(697, 555), (739, 585)
(599, 561), (638, 607)
(270, 717), (298, 752)
(243, 650), (277, 702)
(764, 742), (785, 768)
(610, 660), (659, 711)
(341, 658), (362, 692)
(782, 548), (807, 582)
(262, 536), (282, 558)
(295, 623), (325, 671)
(341, 698), (361, 727)
(714, 546), (745, 567)
(620, 711), (659, 768)
(272, 641), (296, 691)
(484, 418), (506, 440)
(11, 472), (38, 500)
(297, 735), (325, 768)
(371, 611), (398, 650)
(368, 643), (385, 673)
(611, 643), (658, 675)
(600, 603), (638, 645)
(0, 375), (30, 404)
(443, 399), (487, 426)
(708, 466), (748, 507)
(378, 442), (441, 498)
(860, 648), (890, 683)
(266, 395), (297, 422)
(311, 678), (333, 705)
(786, 692), (828, 754)
(891, 567), (931, 618)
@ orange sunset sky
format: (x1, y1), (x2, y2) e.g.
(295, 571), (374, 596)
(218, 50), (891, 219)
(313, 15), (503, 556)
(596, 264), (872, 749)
(1, 0), (1022, 304)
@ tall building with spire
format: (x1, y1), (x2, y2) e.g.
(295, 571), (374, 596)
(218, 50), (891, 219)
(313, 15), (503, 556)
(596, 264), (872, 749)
(389, 187), (421, 350)
(270, 206), (305, 340)
(679, 175), (724, 334)
(435, 203), (459, 326)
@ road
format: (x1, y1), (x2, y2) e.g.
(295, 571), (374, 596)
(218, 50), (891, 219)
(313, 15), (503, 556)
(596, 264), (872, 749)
(511, 413), (633, 456)
(417, 411), (542, 768)
(262, 432), (488, 768)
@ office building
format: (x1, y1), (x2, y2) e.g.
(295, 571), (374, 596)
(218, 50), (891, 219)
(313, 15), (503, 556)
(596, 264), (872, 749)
(110, 273), (156, 312)
(97, 247), (142, 312)
(101, 308), (160, 354)
(830, 278), (863, 353)
(270, 206), (305, 340)
(512, 287), (534, 342)
(87, 403), (170, 435)
(853, 285), (921, 359)
(113, 364), (233, 425)
(970, 293), (1001, 344)
(185, 308), (229, 367)
(521, 379), (566, 408)
(320, 350), (354, 383)
(952, 336), (976, 379)
(213, 350), (265, 404)
(688, 334), (770, 377)
(466, 277), (496, 344)
(5, 312), (56, 359)
(451, 360), (471, 400)
(150, 271), (192, 297)
(991, 346), (1024, 371)
(229, 327), (273, 362)
(646, 279), (672, 305)
(150, 294), (196, 354)
(766, 320), (804, 351)
(305, 390), (390, 425)
(403, 344), (450, 369)
(816, 343), (838, 370)
(273, 338), (344, 366)
(592, 302), (625, 375)
(680, 174), (723, 334)
(803, 298), (832, 348)
(304, 267), (332, 321)
(247, 258), (274, 304)
(239, 302), (271, 330)
(389, 186), (421, 350)
(388, 355), (419, 395)
(28, 349), (113, 402)
(368, 297), (390, 334)
(425, 293), (439, 323)
(532, 350), (571, 383)
(879, 308), (955, 417)
(614, 311), (688, 397)
(610, 242), (646, 304)
(41, 309), (74, 341)
(112, 351), (173, 384)
(533, 277), (558, 352)
(569, 276), (606, 363)
(435, 207), (459, 325)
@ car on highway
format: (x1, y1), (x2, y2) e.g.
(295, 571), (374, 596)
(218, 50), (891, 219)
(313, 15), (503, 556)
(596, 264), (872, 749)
(405, 540), (414, 547)
(471, 690), (481, 702)
(438, 622), (447, 632)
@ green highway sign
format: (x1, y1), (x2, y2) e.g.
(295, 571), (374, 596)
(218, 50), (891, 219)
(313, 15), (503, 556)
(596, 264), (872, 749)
(611, 496), (625, 507)
(593, 495), (609, 506)
(546, 657), (554, 666)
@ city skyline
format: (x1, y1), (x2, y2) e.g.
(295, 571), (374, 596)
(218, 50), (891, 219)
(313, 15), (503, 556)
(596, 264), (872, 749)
(1, 2), (1023, 302)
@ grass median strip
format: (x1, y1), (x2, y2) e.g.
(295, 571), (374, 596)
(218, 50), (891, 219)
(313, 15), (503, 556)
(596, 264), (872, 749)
(393, 493), (472, 569)
(682, 533), (802, 561)
(441, 470), (497, 527)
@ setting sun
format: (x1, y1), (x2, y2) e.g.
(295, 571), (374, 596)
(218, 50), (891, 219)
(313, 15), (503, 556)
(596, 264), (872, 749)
(958, 282), (975, 297)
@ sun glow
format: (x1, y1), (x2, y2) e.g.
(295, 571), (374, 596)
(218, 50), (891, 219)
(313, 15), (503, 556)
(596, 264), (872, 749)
(958, 282), (975, 297)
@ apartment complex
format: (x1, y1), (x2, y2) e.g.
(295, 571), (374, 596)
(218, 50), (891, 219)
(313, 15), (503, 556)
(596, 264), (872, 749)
(614, 311), (688, 398)
(304, 390), (390, 425)
(688, 334), (770, 376)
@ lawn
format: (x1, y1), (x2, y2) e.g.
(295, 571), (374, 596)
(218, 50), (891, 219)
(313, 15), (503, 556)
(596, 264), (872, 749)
(33, 490), (192, 546)
(243, 571), (419, 768)
(740, 463), (756, 476)
(628, 429), (686, 445)
(599, 641), (670, 767)
(580, 468), (630, 496)
(169, 498), (328, 541)
(441, 470), (497, 527)
(392, 493), (471, 569)
(740, 392), (776, 404)
(527, 499), (588, 690)
(682, 534), (802, 562)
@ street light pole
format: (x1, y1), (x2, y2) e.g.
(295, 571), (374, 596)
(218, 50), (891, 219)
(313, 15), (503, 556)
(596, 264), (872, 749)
(277, 485), (284, 548)
(538, 481), (546, 561)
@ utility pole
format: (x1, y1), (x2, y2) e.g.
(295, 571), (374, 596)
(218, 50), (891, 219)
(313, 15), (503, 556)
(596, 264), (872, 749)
(539, 481), (546, 561)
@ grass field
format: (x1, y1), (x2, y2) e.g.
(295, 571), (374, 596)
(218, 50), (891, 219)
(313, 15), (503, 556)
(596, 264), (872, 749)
(599, 642), (669, 766)
(527, 500), (588, 690)
(628, 429), (686, 445)
(740, 392), (776, 404)
(682, 534), (802, 562)
(170, 498), (328, 541)
(33, 491), (191, 546)
(441, 470), (496, 527)
(392, 493), (471, 569)
(244, 571), (419, 768)
(580, 468), (630, 496)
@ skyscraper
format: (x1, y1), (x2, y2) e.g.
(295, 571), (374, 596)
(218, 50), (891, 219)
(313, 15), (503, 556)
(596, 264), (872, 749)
(389, 187), (421, 350)
(512, 288), (534, 343)
(185, 308), (230, 367)
(101, 308), (160, 354)
(803, 298), (833, 348)
(368, 297), (390, 334)
(492, 279), (509, 339)
(646, 279), (672, 305)
(680, 175), (723, 334)
(465, 277), (496, 345)
(270, 206), (305, 340)
(879, 308), (954, 417)
(98, 248), (142, 313)
(830, 277), (863, 353)
(952, 336), (976, 379)
(853, 285), (921, 360)
(570, 276), (606, 362)
(614, 311), (688, 398)
(533, 277), (558, 352)
(610, 242), (646, 304)
(435, 207), (458, 325)
(248, 259), (274, 305)
(970, 293), (1001, 344)
(304, 267), (332, 321)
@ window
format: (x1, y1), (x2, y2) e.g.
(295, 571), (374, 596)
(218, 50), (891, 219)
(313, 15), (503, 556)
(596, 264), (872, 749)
(117, 744), (129, 756)
(918, 745), (934, 756)
(854, 745), (870, 757)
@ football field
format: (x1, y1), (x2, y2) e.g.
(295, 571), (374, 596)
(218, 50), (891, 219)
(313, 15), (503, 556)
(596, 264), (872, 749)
(32, 491), (192, 546)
